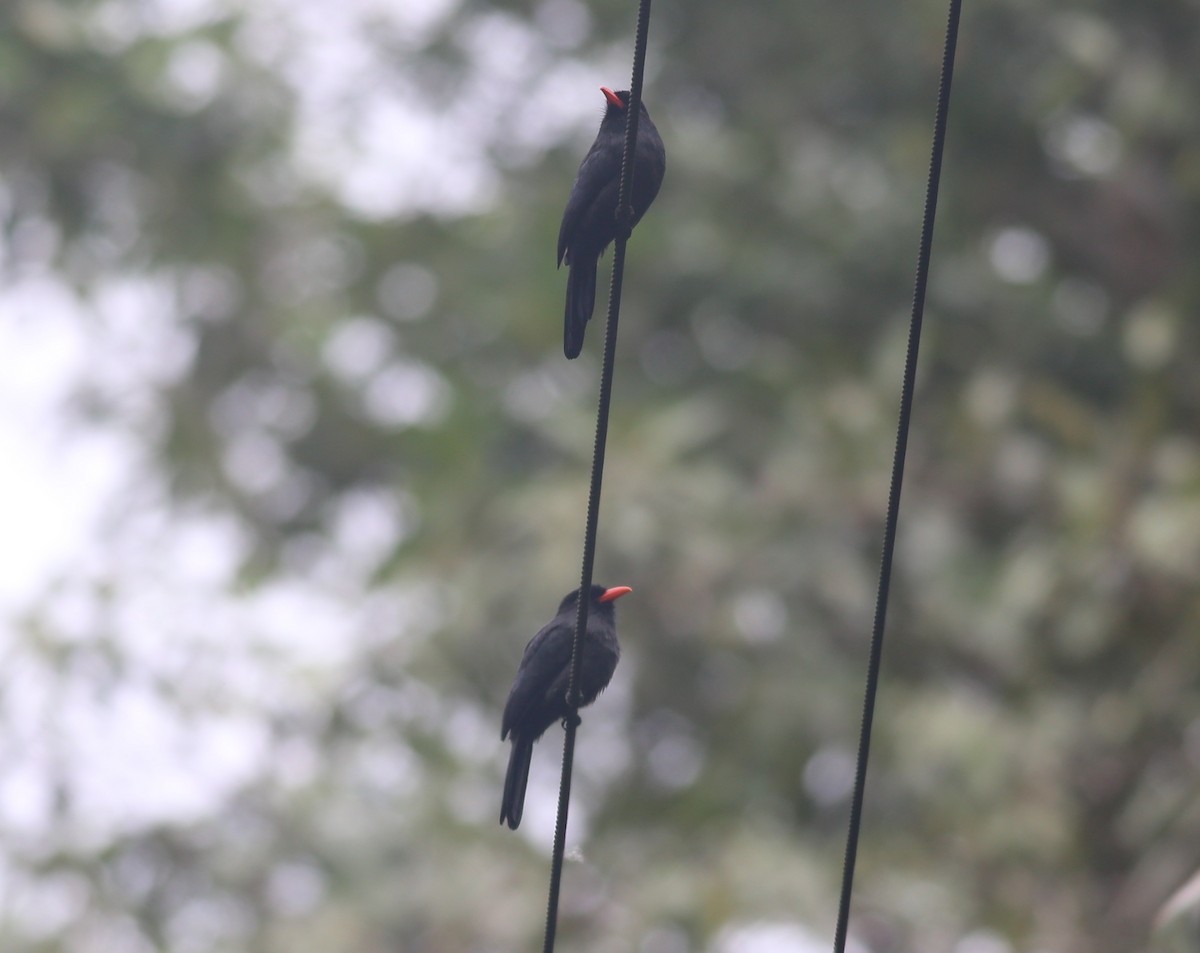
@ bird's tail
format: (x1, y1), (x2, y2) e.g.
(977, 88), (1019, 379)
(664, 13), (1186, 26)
(500, 736), (534, 830)
(563, 257), (598, 359)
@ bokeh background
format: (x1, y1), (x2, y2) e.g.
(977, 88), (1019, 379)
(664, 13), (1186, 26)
(3, 0), (1200, 951)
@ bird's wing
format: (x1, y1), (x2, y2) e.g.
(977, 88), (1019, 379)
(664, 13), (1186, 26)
(630, 125), (667, 222)
(501, 618), (574, 738)
(557, 140), (623, 266)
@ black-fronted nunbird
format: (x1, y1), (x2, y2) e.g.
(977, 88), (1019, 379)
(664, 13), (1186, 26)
(499, 584), (632, 830)
(558, 87), (665, 359)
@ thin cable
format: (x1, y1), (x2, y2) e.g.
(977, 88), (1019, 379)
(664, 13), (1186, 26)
(831, 2), (962, 952)
(541, 4), (655, 953)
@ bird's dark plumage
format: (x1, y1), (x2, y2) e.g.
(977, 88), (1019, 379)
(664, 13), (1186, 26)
(499, 584), (631, 830)
(558, 87), (666, 359)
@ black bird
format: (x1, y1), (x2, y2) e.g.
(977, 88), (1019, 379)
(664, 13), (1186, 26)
(499, 584), (632, 830)
(558, 87), (666, 359)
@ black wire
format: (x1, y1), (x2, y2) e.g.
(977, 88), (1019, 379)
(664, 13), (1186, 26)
(541, 4), (655, 953)
(831, 2), (962, 952)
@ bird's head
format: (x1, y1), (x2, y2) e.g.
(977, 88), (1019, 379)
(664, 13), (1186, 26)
(602, 87), (629, 112)
(599, 87), (652, 126)
(556, 584), (633, 617)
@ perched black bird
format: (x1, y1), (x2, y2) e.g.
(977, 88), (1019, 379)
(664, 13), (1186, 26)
(558, 87), (666, 359)
(499, 584), (632, 830)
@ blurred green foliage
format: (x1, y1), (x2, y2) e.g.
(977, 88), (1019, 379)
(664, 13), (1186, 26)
(2, 0), (1199, 951)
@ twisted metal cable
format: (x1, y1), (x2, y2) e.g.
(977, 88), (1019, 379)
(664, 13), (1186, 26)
(832, 2), (963, 951)
(541, 3), (655, 952)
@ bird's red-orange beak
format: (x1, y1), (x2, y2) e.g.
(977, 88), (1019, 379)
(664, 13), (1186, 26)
(599, 585), (633, 603)
(601, 86), (625, 109)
